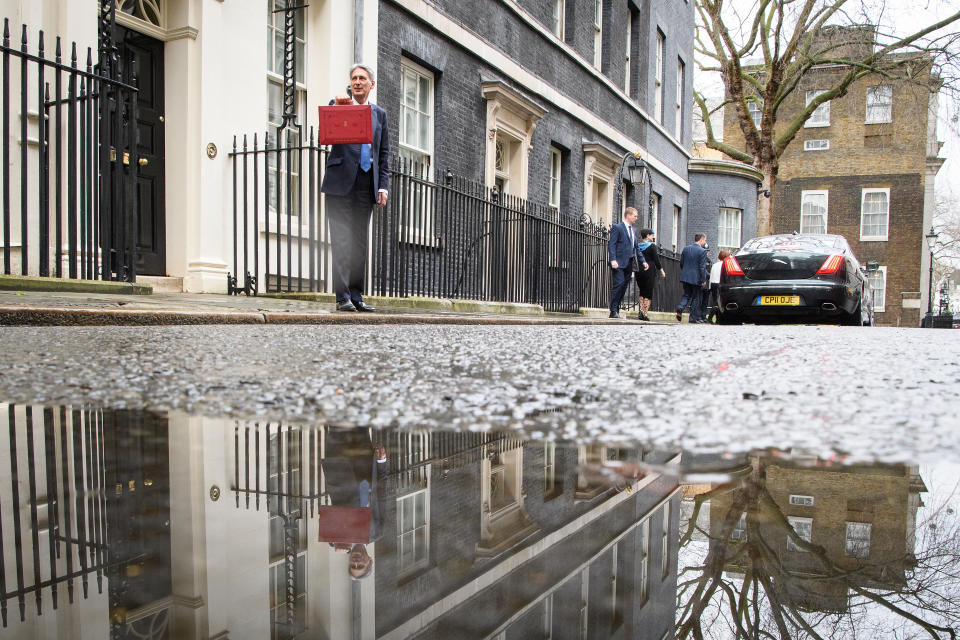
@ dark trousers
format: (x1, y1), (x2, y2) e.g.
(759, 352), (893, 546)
(677, 282), (703, 321)
(326, 169), (374, 304)
(705, 284), (720, 322)
(610, 267), (632, 316)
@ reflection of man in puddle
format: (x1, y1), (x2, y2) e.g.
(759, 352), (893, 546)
(322, 429), (387, 579)
(331, 542), (374, 579)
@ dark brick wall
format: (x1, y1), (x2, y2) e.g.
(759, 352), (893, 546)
(373, 442), (679, 638)
(774, 173), (923, 326)
(377, 0), (693, 220)
(689, 169), (761, 259)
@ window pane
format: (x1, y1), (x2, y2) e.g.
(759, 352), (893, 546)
(801, 193), (827, 234)
(861, 191), (888, 238)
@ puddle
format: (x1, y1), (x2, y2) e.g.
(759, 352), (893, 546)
(0, 404), (956, 639)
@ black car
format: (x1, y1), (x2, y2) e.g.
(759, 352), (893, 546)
(717, 233), (874, 325)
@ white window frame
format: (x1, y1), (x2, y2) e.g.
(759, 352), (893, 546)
(639, 518), (650, 605)
(868, 265), (887, 313)
(789, 494), (814, 506)
(624, 9), (632, 94)
(670, 200), (678, 251)
(800, 190), (828, 234)
(804, 139), (829, 151)
(399, 58), (435, 168)
(747, 99), (761, 127)
(675, 58), (684, 140)
(593, 0), (602, 68)
(661, 502), (670, 578)
(717, 207), (741, 251)
(397, 487), (431, 577)
(865, 85), (892, 124)
(860, 187), (890, 241)
(543, 441), (558, 495)
(552, 0), (566, 39)
(786, 516), (812, 552)
(804, 90), (830, 127)
(654, 30), (664, 123)
(845, 522), (872, 558)
(549, 147), (562, 210)
(731, 512), (746, 540)
(398, 58), (437, 245)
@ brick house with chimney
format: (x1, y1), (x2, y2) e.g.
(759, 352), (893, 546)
(722, 26), (944, 326)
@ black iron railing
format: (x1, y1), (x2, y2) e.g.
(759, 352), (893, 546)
(229, 146), (627, 313)
(1, 405), (108, 628)
(0, 17), (140, 281)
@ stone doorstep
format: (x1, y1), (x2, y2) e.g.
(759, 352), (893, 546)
(0, 274), (152, 295)
(136, 275), (184, 293)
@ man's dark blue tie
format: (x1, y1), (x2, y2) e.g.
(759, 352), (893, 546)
(360, 143), (372, 172)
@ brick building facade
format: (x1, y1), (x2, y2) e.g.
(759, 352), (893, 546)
(722, 31), (943, 326)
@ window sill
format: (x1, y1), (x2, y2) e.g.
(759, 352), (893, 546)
(865, 120), (892, 125)
(803, 122), (830, 128)
(859, 236), (888, 242)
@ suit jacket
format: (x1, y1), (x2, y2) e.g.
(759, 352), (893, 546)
(320, 101), (390, 197)
(679, 243), (708, 285)
(322, 429), (387, 543)
(608, 222), (645, 268)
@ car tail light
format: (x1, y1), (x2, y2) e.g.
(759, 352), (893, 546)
(816, 254), (844, 275)
(723, 255), (745, 276)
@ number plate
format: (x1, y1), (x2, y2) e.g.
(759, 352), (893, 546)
(757, 295), (800, 306)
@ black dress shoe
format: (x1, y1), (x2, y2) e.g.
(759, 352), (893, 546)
(609, 312), (621, 318)
(336, 300), (357, 312)
(637, 311), (650, 321)
(354, 301), (376, 312)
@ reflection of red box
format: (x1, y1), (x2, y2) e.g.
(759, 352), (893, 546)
(318, 104), (372, 144)
(317, 506), (371, 544)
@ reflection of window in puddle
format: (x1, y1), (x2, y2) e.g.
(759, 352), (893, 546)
(489, 450), (520, 514)
(395, 430), (431, 577)
(787, 516), (812, 552)
(845, 521), (872, 558)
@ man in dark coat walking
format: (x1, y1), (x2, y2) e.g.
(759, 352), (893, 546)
(676, 233), (708, 323)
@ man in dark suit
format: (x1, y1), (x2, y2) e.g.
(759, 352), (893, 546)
(321, 64), (390, 312)
(676, 233), (708, 323)
(608, 207), (647, 318)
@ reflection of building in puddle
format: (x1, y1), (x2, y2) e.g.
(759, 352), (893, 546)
(0, 404), (171, 639)
(707, 455), (927, 613)
(2, 408), (684, 640)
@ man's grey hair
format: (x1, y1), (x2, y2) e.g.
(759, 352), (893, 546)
(351, 63), (375, 83)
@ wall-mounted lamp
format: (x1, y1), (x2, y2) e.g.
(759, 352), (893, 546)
(757, 186), (770, 198)
(623, 153), (647, 187)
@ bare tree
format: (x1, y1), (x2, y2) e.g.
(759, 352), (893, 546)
(677, 456), (960, 639)
(694, 0), (960, 235)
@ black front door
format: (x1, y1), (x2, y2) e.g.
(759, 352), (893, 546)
(117, 26), (166, 276)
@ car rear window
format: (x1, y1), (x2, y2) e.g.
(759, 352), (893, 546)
(741, 235), (840, 253)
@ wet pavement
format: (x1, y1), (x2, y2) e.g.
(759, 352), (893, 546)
(2, 289), (960, 639)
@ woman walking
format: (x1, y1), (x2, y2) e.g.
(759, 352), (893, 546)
(705, 249), (730, 324)
(634, 229), (666, 321)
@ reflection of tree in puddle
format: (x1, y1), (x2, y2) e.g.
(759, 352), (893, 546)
(677, 454), (959, 639)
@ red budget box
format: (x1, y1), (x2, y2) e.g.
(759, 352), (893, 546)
(318, 104), (372, 144)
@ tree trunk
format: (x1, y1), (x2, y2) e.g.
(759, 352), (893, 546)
(757, 164), (778, 236)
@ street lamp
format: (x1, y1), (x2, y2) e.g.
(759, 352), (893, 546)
(614, 150), (652, 226)
(924, 226), (938, 326)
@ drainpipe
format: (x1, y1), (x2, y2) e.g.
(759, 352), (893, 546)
(353, 0), (363, 64)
